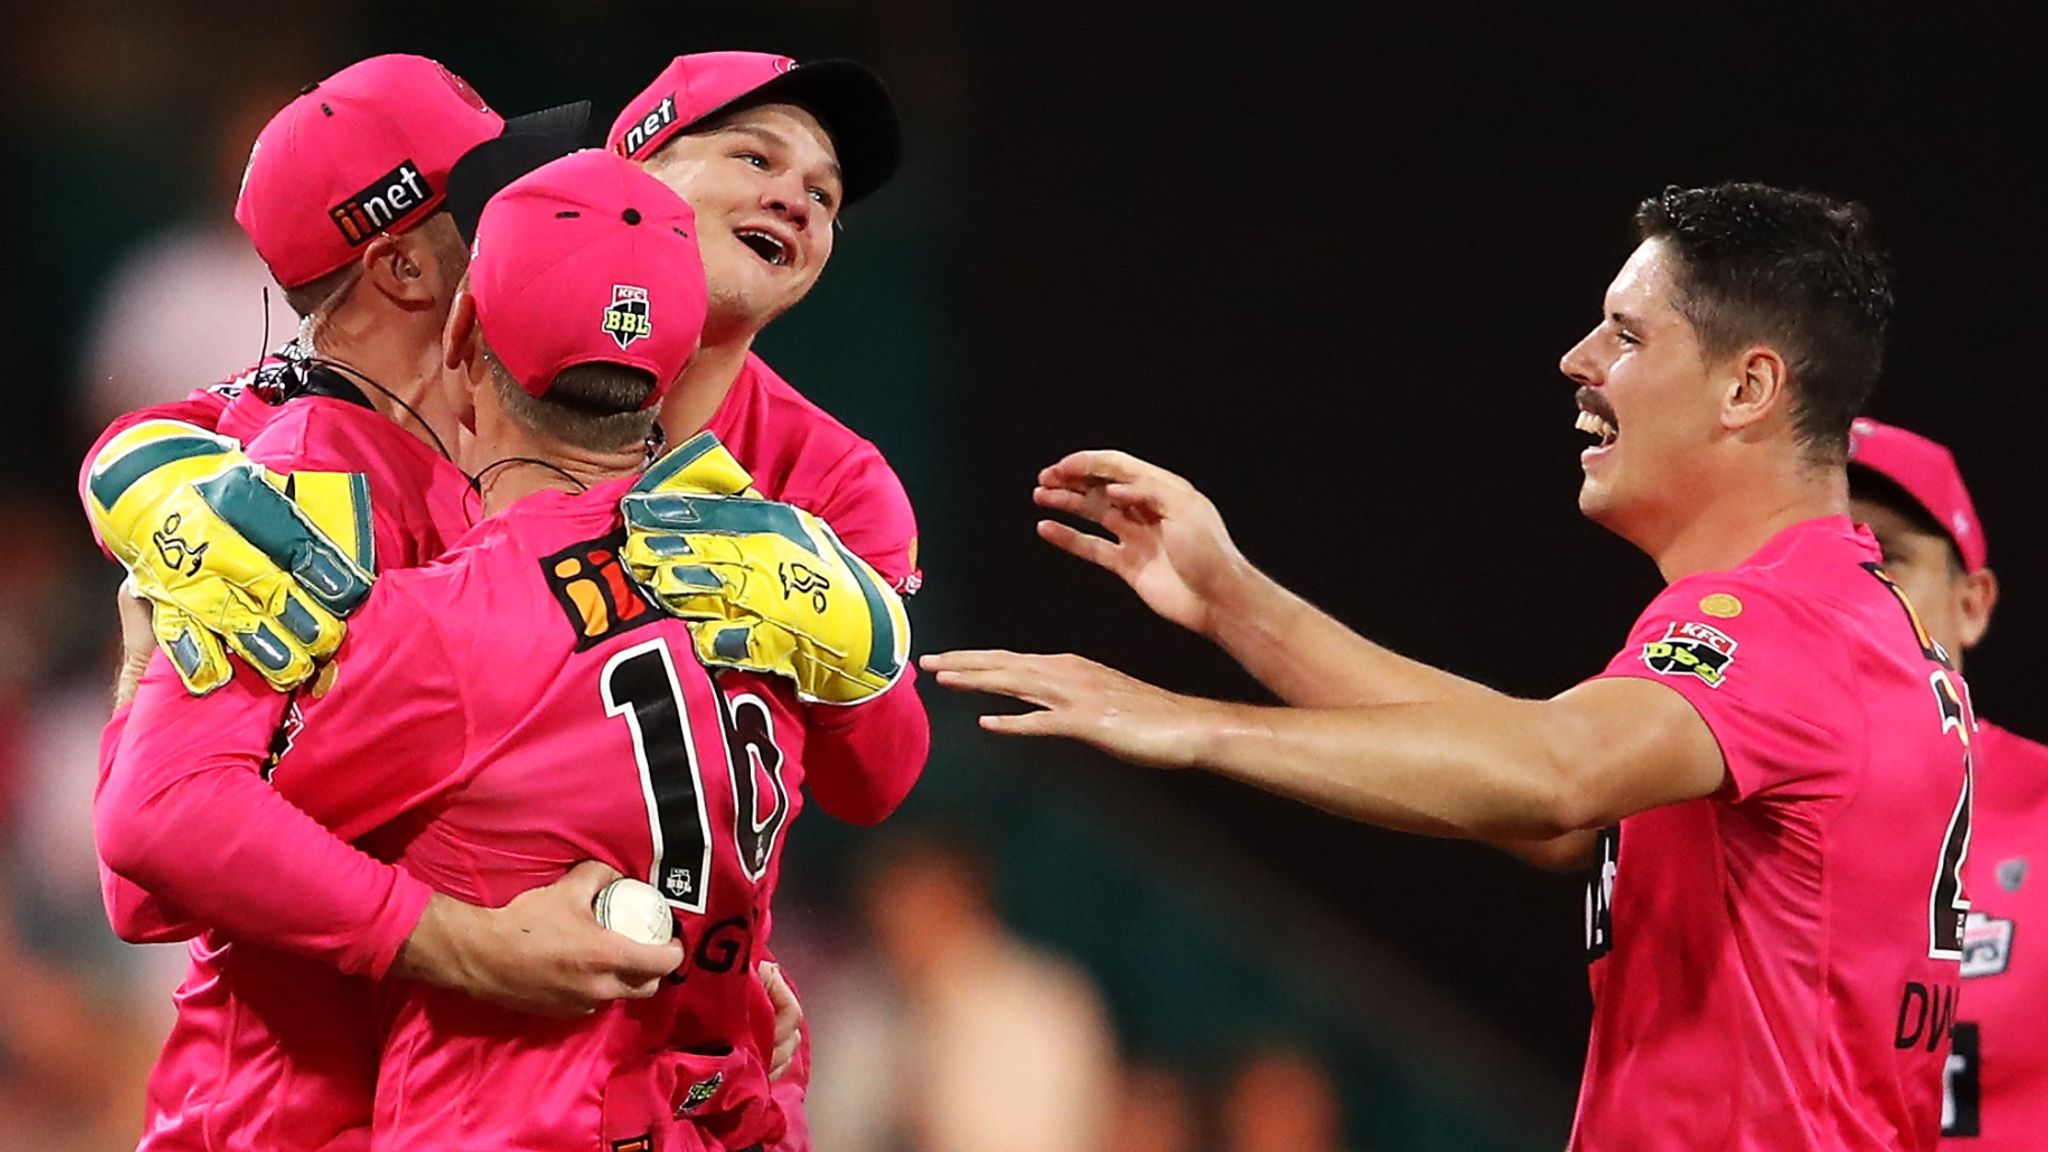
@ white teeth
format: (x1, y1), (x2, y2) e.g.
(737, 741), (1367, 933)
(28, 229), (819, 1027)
(734, 230), (788, 266)
(1575, 410), (1618, 442)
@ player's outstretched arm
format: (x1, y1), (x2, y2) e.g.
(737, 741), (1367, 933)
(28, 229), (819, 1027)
(925, 650), (1725, 841)
(1035, 450), (1493, 709)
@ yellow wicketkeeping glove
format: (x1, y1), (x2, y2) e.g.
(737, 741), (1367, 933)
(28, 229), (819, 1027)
(85, 419), (376, 696)
(620, 432), (910, 705)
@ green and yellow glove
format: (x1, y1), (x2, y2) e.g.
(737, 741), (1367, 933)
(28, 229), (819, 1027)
(86, 419), (376, 695)
(621, 433), (910, 705)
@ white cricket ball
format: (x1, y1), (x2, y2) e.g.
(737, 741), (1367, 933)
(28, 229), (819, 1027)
(593, 877), (675, 946)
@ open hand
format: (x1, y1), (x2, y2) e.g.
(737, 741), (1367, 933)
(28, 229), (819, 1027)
(1033, 450), (1249, 637)
(921, 649), (1207, 770)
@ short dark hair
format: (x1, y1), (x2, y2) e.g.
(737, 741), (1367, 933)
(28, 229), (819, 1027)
(1848, 464), (1965, 575)
(481, 339), (660, 452)
(1634, 182), (1893, 462)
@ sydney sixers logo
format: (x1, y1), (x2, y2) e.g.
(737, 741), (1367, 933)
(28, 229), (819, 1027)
(602, 285), (652, 350)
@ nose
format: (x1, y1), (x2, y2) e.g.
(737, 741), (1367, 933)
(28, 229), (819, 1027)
(760, 173), (812, 232)
(1559, 327), (1600, 386)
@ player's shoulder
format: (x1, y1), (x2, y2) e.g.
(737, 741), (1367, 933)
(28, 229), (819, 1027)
(246, 398), (432, 476)
(735, 355), (899, 475)
(1977, 720), (2048, 771)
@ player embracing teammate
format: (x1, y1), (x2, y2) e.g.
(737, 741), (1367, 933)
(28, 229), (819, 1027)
(84, 48), (926, 1152)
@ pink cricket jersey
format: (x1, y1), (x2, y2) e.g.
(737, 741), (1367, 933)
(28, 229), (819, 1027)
(95, 393), (472, 1152)
(133, 477), (802, 1148)
(1575, 515), (1971, 1150)
(701, 353), (933, 1152)
(706, 352), (921, 595)
(1941, 720), (2048, 1147)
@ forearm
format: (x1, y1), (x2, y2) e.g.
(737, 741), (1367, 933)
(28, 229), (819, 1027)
(1203, 565), (1499, 708)
(97, 759), (430, 975)
(94, 705), (202, 941)
(1188, 696), (1585, 841)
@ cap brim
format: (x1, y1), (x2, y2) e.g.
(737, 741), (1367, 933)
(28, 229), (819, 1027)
(446, 131), (583, 246)
(504, 99), (593, 143)
(695, 60), (901, 205)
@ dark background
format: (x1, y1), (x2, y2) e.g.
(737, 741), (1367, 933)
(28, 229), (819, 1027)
(963, 1), (2046, 1075)
(3, 2), (2042, 1147)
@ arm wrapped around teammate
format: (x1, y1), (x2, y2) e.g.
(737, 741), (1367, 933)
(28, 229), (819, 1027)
(85, 419), (375, 695)
(620, 433), (911, 705)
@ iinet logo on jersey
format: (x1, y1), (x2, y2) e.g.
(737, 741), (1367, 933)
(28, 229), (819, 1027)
(329, 160), (432, 245)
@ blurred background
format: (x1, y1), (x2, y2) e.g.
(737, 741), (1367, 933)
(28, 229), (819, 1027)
(2, 3), (2043, 1150)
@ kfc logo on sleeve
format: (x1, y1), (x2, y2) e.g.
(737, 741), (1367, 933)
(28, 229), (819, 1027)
(1641, 620), (1738, 688)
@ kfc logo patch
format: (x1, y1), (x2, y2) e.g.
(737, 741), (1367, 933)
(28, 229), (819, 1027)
(1641, 620), (1737, 688)
(602, 284), (652, 350)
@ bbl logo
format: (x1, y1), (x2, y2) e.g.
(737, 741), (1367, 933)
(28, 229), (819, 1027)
(1641, 620), (1737, 688)
(602, 284), (652, 350)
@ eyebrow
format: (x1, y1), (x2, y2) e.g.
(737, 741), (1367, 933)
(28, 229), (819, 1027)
(711, 123), (845, 187)
(1609, 310), (1644, 331)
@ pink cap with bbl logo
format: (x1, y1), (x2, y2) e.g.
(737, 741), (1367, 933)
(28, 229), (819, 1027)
(466, 150), (707, 406)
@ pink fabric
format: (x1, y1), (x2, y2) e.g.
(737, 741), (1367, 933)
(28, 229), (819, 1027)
(470, 151), (706, 403)
(159, 479), (789, 1147)
(1941, 721), (2048, 1148)
(706, 353), (922, 594)
(235, 55), (502, 288)
(93, 396), (471, 1151)
(1848, 417), (1987, 572)
(1573, 516), (1969, 1150)
(609, 52), (800, 161)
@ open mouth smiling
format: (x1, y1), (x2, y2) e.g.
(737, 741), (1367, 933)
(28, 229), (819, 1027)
(733, 228), (791, 267)
(1575, 387), (1619, 449)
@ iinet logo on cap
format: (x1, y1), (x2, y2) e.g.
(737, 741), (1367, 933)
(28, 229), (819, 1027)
(330, 160), (433, 245)
(603, 285), (652, 349)
(619, 95), (678, 157)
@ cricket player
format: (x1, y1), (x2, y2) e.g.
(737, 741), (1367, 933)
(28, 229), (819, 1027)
(88, 49), (927, 1152)
(109, 148), (906, 1149)
(1843, 418), (2046, 1147)
(607, 53), (932, 1143)
(928, 183), (1970, 1149)
(82, 55), (810, 1151)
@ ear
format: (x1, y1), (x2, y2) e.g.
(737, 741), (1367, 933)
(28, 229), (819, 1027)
(443, 287), (480, 374)
(360, 233), (436, 308)
(1954, 566), (2000, 650)
(1722, 346), (1789, 434)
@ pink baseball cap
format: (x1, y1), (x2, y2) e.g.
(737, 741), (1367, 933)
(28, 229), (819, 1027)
(236, 54), (588, 288)
(1847, 417), (1988, 572)
(467, 150), (707, 407)
(608, 51), (901, 204)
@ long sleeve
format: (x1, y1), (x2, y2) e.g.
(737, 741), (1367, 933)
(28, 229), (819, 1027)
(801, 672), (929, 826)
(95, 585), (463, 978)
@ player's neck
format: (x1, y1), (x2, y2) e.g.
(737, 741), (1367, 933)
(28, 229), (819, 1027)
(304, 318), (464, 465)
(469, 420), (644, 517)
(1648, 462), (1848, 583)
(657, 328), (756, 445)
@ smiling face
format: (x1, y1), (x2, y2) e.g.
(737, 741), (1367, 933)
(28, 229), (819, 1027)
(1557, 239), (1735, 543)
(640, 102), (842, 341)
